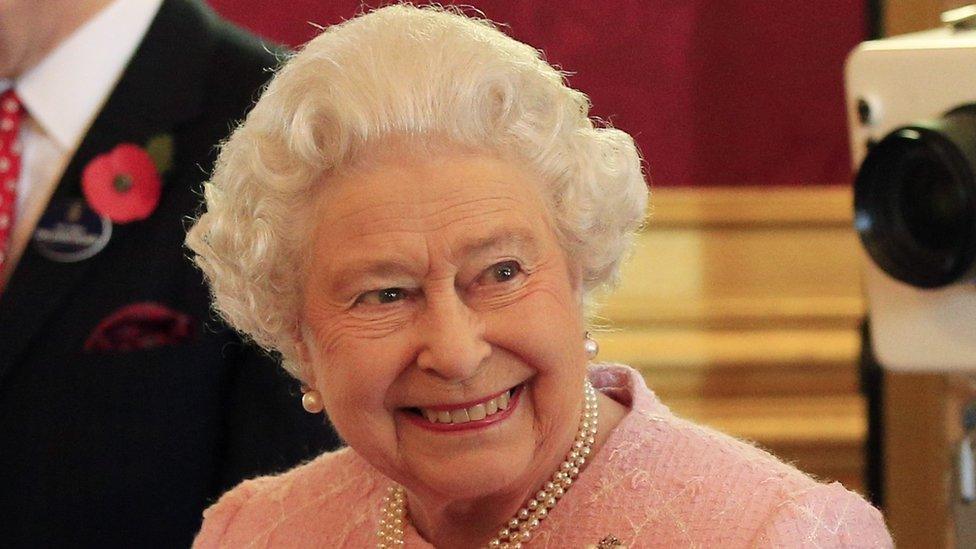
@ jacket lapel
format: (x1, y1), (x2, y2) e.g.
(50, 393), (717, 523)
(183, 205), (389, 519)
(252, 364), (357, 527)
(0, 0), (216, 379)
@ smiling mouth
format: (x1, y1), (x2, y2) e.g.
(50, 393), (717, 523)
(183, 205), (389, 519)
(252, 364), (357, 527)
(404, 383), (524, 429)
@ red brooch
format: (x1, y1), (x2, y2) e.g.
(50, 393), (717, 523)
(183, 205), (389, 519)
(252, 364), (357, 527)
(81, 134), (172, 224)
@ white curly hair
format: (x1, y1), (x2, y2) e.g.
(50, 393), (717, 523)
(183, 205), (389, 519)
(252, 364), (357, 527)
(186, 3), (649, 378)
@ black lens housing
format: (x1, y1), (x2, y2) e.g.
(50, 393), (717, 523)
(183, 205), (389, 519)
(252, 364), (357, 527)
(854, 105), (976, 288)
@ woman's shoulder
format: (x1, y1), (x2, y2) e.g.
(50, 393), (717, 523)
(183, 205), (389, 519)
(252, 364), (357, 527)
(193, 447), (383, 548)
(633, 411), (889, 544)
(580, 363), (892, 546)
(591, 363), (848, 496)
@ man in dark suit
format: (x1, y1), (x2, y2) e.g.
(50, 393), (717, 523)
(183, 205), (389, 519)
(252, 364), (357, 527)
(0, 1), (339, 546)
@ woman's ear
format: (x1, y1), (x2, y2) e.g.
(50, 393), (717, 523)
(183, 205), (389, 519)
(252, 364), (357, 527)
(566, 257), (585, 300)
(292, 327), (317, 386)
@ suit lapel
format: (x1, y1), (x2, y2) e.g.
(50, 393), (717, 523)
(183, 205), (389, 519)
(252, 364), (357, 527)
(0, 0), (216, 379)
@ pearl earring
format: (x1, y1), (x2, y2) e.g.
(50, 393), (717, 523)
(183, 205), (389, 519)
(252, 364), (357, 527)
(584, 332), (599, 359)
(301, 387), (324, 413)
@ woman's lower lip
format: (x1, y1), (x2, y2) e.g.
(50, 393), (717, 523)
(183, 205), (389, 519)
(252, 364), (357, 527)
(402, 385), (523, 433)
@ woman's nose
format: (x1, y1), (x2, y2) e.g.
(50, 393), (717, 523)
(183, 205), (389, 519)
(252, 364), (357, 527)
(415, 291), (491, 381)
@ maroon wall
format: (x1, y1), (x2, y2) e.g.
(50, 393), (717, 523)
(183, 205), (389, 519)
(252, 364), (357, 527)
(207, 1), (865, 187)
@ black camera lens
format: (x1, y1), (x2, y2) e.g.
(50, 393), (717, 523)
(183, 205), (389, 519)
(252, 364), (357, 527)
(854, 105), (976, 288)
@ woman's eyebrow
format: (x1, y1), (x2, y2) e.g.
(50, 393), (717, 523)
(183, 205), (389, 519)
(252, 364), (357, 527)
(327, 260), (416, 295)
(455, 227), (540, 259)
(324, 228), (540, 294)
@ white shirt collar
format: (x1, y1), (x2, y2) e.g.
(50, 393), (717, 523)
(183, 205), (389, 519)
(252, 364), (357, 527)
(11, 0), (164, 151)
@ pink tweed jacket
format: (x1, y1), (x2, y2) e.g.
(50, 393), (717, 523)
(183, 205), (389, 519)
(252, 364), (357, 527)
(194, 364), (893, 548)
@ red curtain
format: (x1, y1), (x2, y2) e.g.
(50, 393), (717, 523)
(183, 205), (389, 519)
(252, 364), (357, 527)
(207, 1), (864, 187)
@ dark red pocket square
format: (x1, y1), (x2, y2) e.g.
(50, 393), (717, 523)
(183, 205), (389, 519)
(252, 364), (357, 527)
(84, 302), (195, 353)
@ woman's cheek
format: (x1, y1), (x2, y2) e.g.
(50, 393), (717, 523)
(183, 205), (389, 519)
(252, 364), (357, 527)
(323, 375), (387, 447)
(497, 282), (579, 336)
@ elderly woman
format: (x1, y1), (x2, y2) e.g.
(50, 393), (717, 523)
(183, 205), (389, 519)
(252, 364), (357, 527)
(188, 5), (890, 548)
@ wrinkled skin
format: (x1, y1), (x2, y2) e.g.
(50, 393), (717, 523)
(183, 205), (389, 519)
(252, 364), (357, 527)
(297, 146), (626, 547)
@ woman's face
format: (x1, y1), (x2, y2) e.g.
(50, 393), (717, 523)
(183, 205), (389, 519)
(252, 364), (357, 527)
(299, 148), (588, 501)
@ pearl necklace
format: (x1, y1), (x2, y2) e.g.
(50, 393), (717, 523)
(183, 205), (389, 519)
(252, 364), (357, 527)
(377, 380), (599, 548)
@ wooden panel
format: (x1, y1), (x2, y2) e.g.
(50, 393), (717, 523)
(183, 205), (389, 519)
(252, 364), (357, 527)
(597, 187), (864, 330)
(883, 0), (973, 37)
(595, 185), (867, 495)
(883, 372), (950, 548)
(884, 0), (944, 36)
(646, 186), (854, 226)
(602, 328), (859, 398)
(882, 372), (976, 548)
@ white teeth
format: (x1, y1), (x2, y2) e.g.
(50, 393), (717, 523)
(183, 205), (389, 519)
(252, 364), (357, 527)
(419, 387), (518, 424)
(468, 403), (487, 421)
(497, 390), (510, 410)
(450, 409), (470, 424)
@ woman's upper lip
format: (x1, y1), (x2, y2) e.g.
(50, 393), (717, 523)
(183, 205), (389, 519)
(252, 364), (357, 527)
(408, 383), (520, 412)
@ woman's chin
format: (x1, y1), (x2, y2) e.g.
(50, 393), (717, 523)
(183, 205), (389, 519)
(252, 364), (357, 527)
(405, 453), (531, 502)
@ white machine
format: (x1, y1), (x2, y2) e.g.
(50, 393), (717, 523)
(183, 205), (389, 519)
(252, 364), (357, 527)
(846, 5), (976, 372)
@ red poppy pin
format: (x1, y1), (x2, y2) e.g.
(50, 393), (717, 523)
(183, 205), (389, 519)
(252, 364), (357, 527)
(81, 134), (173, 224)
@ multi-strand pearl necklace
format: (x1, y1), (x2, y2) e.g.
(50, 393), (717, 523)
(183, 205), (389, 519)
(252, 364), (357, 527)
(377, 380), (599, 548)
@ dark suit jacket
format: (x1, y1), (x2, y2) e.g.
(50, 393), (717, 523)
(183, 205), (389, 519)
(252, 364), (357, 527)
(0, 1), (340, 546)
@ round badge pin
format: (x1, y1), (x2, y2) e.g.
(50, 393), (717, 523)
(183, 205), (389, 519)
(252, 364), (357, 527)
(33, 198), (112, 262)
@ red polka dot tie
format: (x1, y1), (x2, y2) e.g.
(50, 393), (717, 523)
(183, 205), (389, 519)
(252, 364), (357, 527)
(0, 89), (23, 271)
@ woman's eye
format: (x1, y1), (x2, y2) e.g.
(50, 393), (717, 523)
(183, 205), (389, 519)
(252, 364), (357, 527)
(357, 288), (407, 305)
(480, 260), (523, 284)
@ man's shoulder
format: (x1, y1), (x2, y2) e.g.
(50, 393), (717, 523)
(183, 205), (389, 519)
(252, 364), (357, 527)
(206, 8), (284, 88)
(137, 0), (280, 121)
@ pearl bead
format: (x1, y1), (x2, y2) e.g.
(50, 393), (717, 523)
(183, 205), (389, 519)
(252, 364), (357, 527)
(584, 337), (599, 359)
(301, 390), (323, 413)
(518, 508), (530, 520)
